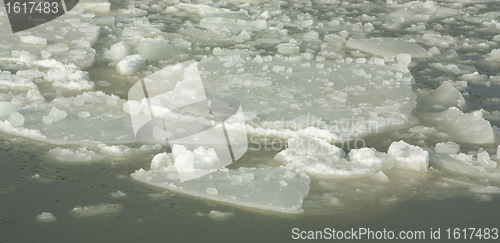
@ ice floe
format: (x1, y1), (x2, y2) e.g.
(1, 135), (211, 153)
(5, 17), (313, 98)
(132, 152), (310, 214)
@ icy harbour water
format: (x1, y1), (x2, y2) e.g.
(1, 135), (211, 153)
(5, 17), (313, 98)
(1, 0), (500, 241)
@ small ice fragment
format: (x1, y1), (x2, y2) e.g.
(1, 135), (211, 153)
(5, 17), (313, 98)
(276, 43), (299, 55)
(371, 171), (390, 182)
(40, 50), (52, 58)
(302, 19), (313, 27)
(35, 212), (56, 222)
(48, 147), (102, 162)
(239, 30), (251, 41)
(151, 153), (174, 173)
(430, 81), (465, 108)
(485, 49), (500, 62)
(206, 187), (218, 195)
(77, 112), (90, 118)
(8, 112), (25, 127)
(42, 116), (53, 124)
(207, 210), (234, 221)
(47, 45), (69, 52)
(397, 53), (411, 63)
(475, 194), (492, 201)
(346, 38), (431, 58)
(279, 180), (288, 186)
(477, 151), (497, 169)
(374, 58), (385, 65)
(139, 39), (185, 61)
(284, 171), (296, 178)
(429, 47), (441, 55)
(105, 41), (130, 61)
(20, 35), (47, 45)
(116, 55), (145, 75)
(32, 174), (41, 180)
(348, 147), (394, 171)
(469, 186), (500, 194)
(435, 142), (460, 154)
(47, 107), (67, 123)
(71, 203), (123, 217)
(110, 191), (127, 198)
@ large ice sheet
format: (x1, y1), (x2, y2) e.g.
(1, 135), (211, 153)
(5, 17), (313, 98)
(198, 55), (418, 142)
(132, 153), (310, 214)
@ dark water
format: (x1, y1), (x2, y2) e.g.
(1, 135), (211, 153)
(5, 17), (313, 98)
(0, 142), (498, 242)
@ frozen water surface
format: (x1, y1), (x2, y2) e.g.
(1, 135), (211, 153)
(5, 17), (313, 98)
(1, 0), (500, 240)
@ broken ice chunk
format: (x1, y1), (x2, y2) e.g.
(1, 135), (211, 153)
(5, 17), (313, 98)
(346, 38), (432, 59)
(8, 112), (24, 127)
(171, 145), (221, 181)
(35, 212), (56, 222)
(424, 107), (497, 144)
(276, 43), (300, 55)
(76, 0), (112, 13)
(206, 187), (218, 195)
(48, 147), (102, 162)
(104, 41), (130, 61)
(116, 55), (145, 75)
(207, 210), (234, 221)
(371, 171), (390, 182)
(477, 151), (497, 169)
(387, 141), (429, 172)
(287, 134), (345, 157)
(139, 38), (187, 61)
(0, 102), (17, 118)
(151, 152), (175, 173)
(428, 81), (466, 109)
(429, 63), (477, 75)
(131, 166), (310, 214)
(429, 153), (500, 180)
(434, 142), (460, 154)
(275, 135), (393, 178)
(71, 203), (123, 217)
(20, 35), (47, 45)
(348, 147), (394, 171)
(109, 191), (127, 198)
(43, 107), (68, 124)
(485, 49), (500, 62)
